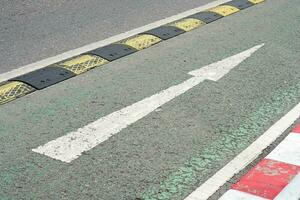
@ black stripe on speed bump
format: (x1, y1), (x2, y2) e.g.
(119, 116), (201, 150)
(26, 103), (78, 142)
(223, 0), (254, 10)
(189, 11), (223, 23)
(89, 44), (137, 61)
(143, 26), (185, 40)
(10, 66), (76, 90)
(0, 0), (265, 106)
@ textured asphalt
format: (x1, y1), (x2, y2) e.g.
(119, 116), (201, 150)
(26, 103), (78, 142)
(0, 0), (300, 200)
(0, 0), (212, 73)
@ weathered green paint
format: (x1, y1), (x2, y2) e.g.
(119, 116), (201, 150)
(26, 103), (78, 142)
(0, 0), (299, 199)
(141, 82), (300, 200)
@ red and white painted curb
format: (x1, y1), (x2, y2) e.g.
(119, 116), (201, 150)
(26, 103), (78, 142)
(220, 124), (300, 200)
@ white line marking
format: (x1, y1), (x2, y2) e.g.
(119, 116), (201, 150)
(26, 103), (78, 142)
(219, 189), (268, 200)
(274, 173), (300, 200)
(0, 0), (233, 83)
(185, 102), (300, 200)
(266, 133), (300, 166)
(32, 44), (264, 163)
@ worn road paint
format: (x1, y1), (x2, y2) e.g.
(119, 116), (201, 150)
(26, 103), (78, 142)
(0, 0), (234, 83)
(141, 81), (300, 200)
(185, 104), (300, 199)
(32, 44), (264, 163)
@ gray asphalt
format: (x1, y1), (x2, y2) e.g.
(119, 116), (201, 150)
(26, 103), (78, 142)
(0, 0), (300, 200)
(0, 0), (212, 74)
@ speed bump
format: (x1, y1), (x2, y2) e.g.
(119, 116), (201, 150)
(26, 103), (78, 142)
(119, 34), (162, 50)
(249, 0), (265, 4)
(223, 0), (254, 10)
(169, 18), (206, 32)
(143, 26), (185, 40)
(89, 44), (137, 61)
(190, 11), (223, 24)
(209, 5), (240, 16)
(11, 66), (76, 90)
(58, 54), (109, 75)
(0, 0), (265, 106)
(189, 11), (223, 23)
(0, 81), (34, 105)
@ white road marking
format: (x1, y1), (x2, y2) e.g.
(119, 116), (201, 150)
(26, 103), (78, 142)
(0, 0), (233, 83)
(274, 173), (300, 200)
(185, 102), (300, 200)
(32, 44), (264, 163)
(219, 189), (268, 200)
(266, 133), (300, 166)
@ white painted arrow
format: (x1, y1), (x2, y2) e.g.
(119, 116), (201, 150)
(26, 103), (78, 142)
(32, 44), (264, 163)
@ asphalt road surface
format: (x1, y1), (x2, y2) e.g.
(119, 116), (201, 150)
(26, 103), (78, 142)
(1, 0), (300, 200)
(0, 0), (211, 73)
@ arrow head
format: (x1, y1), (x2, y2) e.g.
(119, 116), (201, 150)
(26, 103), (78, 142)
(188, 44), (264, 81)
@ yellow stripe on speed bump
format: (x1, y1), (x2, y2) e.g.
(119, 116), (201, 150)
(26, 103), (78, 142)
(209, 5), (240, 16)
(0, 0), (265, 106)
(119, 34), (162, 50)
(249, 0), (265, 4)
(58, 55), (109, 75)
(0, 81), (34, 105)
(169, 18), (206, 32)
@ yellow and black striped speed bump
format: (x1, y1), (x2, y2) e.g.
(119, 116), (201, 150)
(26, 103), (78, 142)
(223, 0), (254, 10)
(89, 43), (138, 61)
(208, 5), (240, 16)
(0, 81), (34, 105)
(119, 34), (162, 50)
(189, 11), (223, 23)
(0, 0), (265, 106)
(10, 66), (76, 90)
(169, 18), (206, 32)
(143, 26), (185, 40)
(58, 54), (109, 75)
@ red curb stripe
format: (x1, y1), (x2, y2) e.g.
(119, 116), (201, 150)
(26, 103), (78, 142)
(232, 158), (300, 199)
(292, 123), (300, 133)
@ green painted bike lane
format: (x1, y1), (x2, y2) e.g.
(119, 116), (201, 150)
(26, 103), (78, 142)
(0, 0), (300, 199)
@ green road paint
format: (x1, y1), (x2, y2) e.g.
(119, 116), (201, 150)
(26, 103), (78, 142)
(0, 0), (299, 199)
(140, 82), (300, 200)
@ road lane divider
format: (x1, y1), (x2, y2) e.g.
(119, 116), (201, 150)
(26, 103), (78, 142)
(0, 0), (265, 105)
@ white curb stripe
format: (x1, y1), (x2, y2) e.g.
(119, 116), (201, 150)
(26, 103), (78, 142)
(184, 102), (300, 200)
(219, 189), (268, 200)
(274, 173), (300, 200)
(266, 133), (300, 166)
